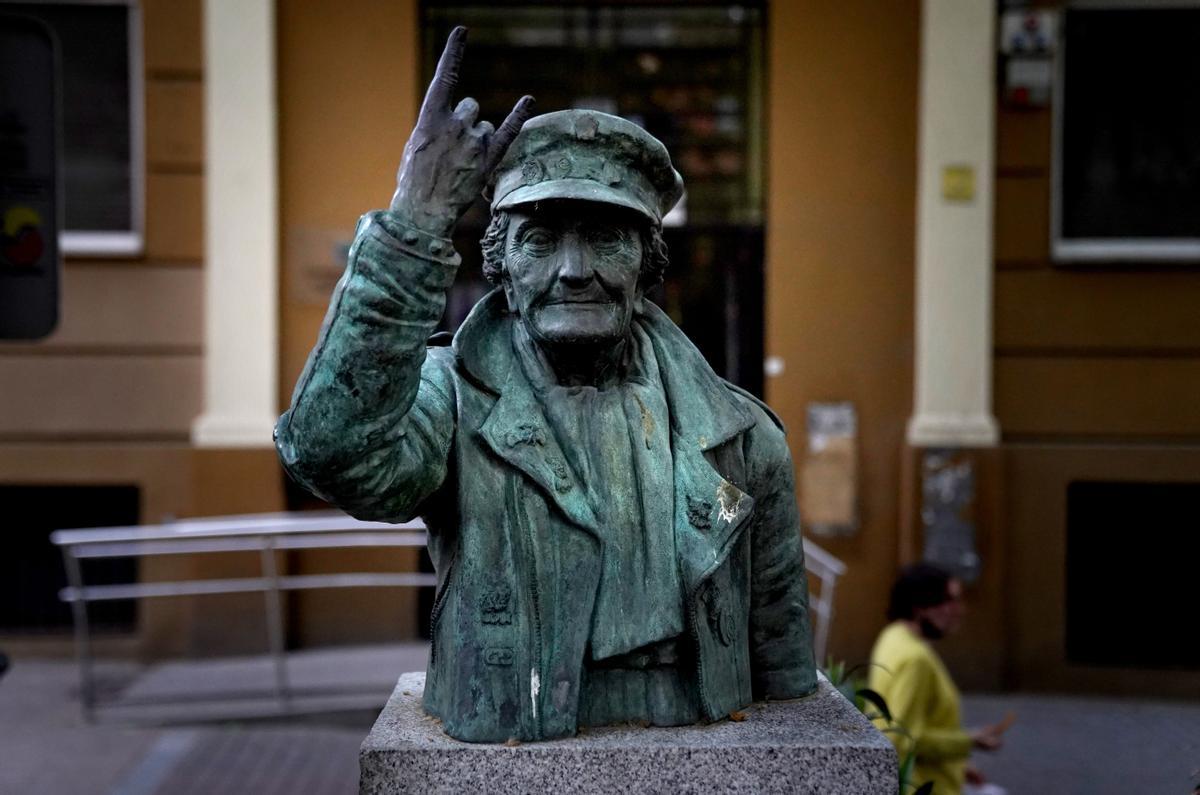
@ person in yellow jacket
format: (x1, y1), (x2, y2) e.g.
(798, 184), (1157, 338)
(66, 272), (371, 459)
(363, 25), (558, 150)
(869, 564), (1009, 795)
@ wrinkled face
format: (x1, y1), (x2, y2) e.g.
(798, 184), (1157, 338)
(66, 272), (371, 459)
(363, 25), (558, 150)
(501, 201), (644, 348)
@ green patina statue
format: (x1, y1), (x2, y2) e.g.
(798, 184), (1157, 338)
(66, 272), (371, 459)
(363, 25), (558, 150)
(276, 27), (817, 743)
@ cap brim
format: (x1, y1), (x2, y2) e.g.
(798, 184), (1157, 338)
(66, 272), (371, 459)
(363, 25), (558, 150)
(494, 179), (658, 223)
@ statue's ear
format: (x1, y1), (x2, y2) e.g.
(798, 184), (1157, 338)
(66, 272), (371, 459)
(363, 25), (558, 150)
(500, 268), (519, 312)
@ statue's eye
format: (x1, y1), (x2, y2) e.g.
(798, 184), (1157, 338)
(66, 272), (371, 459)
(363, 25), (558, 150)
(520, 228), (556, 256)
(586, 225), (626, 254)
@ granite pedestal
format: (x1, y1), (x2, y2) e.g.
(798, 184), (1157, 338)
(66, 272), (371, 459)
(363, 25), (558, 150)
(360, 672), (897, 794)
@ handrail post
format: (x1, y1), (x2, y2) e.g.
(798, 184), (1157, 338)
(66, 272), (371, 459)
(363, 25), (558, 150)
(259, 536), (290, 711)
(62, 547), (95, 722)
(816, 579), (836, 665)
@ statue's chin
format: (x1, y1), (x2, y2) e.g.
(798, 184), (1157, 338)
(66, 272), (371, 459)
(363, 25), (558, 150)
(525, 303), (630, 349)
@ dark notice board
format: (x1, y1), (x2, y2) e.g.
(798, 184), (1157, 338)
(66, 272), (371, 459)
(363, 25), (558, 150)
(1060, 8), (1200, 241)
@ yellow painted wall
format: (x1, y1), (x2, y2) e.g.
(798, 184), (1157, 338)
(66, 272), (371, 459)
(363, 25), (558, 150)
(277, 0), (423, 644)
(278, 0), (421, 407)
(765, 1), (920, 665)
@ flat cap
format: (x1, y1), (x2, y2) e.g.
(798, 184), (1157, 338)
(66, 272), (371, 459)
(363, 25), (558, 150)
(489, 110), (684, 224)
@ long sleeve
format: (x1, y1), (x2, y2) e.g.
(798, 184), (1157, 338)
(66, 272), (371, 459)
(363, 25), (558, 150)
(876, 656), (972, 762)
(275, 210), (460, 521)
(746, 403), (818, 699)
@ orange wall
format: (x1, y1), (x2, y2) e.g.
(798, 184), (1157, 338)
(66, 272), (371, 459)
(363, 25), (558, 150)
(993, 102), (1200, 442)
(278, 0), (421, 408)
(0, 0), (214, 657)
(277, 0), (423, 644)
(765, 1), (920, 664)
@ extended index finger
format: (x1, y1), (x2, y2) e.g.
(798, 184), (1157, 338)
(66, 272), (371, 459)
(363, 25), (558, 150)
(421, 26), (467, 116)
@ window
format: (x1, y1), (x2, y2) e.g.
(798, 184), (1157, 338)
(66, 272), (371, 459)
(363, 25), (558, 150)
(4, 1), (144, 256)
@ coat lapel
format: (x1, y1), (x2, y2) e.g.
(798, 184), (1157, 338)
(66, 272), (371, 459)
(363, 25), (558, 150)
(457, 292), (599, 534)
(671, 433), (755, 596)
(478, 364), (600, 534)
(456, 290), (761, 559)
(635, 302), (761, 595)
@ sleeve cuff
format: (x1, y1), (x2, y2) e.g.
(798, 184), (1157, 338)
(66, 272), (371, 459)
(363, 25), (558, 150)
(364, 210), (461, 269)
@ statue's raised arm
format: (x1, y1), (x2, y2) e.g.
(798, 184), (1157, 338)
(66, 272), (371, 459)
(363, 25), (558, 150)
(275, 27), (533, 521)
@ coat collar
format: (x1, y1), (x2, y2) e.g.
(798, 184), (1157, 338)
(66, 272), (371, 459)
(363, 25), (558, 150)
(453, 289), (755, 452)
(477, 349), (602, 533)
(454, 289), (758, 581)
(455, 291), (596, 531)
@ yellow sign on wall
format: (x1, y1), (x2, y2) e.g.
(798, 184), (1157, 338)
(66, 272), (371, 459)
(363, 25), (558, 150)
(941, 164), (976, 202)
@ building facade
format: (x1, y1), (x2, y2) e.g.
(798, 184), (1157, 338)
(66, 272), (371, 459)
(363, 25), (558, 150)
(2, 0), (1197, 697)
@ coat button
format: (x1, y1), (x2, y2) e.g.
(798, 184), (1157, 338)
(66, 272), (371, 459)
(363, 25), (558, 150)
(548, 457), (572, 493)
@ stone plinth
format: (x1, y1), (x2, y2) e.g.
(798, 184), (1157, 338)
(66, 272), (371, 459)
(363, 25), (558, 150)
(360, 672), (897, 794)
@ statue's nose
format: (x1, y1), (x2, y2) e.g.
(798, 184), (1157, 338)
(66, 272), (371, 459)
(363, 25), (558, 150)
(557, 236), (593, 286)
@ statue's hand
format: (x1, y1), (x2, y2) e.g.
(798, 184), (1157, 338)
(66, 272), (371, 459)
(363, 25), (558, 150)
(389, 26), (534, 236)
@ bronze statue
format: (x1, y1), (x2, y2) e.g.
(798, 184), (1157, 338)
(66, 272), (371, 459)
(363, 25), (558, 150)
(276, 27), (817, 742)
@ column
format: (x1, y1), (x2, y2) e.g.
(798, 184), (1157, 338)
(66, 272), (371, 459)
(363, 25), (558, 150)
(907, 0), (999, 447)
(192, 0), (279, 447)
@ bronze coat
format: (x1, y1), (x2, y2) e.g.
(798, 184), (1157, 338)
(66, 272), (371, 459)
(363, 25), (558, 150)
(276, 212), (817, 742)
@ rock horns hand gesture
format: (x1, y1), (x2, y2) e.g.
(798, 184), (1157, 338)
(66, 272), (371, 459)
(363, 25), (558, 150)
(389, 26), (535, 236)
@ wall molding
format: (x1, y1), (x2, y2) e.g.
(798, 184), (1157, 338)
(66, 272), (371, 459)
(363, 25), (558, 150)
(907, 412), (1000, 448)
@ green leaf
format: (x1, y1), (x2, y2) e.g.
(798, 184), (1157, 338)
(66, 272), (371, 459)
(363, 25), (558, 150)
(898, 750), (915, 791)
(844, 661), (889, 680)
(822, 657), (846, 686)
(855, 687), (892, 724)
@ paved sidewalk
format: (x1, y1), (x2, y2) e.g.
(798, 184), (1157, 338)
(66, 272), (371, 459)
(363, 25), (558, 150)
(2, 658), (161, 795)
(0, 644), (428, 795)
(963, 691), (1200, 795)
(2, 645), (1198, 794)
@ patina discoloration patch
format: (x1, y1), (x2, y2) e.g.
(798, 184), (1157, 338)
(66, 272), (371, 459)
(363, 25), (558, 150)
(717, 479), (746, 523)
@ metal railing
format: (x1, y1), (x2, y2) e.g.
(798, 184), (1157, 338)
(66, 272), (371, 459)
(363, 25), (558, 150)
(802, 537), (847, 664)
(52, 512), (846, 719)
(51, 511), (434, 720)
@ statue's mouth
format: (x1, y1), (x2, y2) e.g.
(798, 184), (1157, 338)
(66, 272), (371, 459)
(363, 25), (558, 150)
(543, 296), (615, 306)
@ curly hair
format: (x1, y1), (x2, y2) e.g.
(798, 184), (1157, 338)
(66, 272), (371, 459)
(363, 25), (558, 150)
(480, 209), (669, 289)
